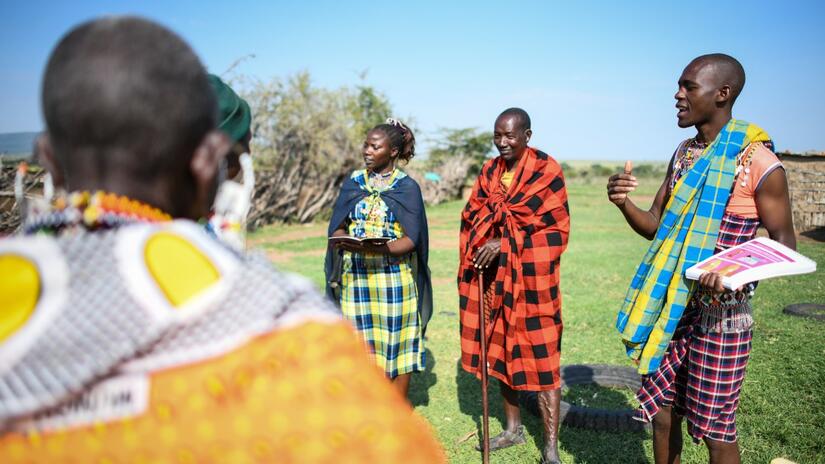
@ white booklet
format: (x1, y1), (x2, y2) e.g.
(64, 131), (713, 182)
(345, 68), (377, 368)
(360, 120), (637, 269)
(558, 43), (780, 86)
(328, 236), (391, 247)
(685, 237), (816, 290)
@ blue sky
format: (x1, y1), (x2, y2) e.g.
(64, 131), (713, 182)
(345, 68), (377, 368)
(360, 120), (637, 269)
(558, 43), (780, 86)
(1, 0), (823, 160)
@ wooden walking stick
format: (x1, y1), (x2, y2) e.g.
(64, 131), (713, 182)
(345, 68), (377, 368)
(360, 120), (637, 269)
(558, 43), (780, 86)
(477, 270), (490, 464)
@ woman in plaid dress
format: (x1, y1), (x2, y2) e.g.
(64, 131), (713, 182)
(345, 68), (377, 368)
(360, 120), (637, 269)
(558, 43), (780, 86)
(325, 120), (432, 399)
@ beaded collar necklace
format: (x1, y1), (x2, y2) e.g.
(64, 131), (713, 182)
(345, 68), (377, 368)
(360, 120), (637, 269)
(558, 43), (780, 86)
(369, 169), (394, 178)
(671, 138), (762, 190)
(24, 191), (172, 235)
(672, 138), (709, 183)
(368, 168), (396, 190)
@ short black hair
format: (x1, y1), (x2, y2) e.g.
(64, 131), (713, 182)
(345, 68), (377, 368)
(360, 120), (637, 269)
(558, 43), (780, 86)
(692, 53), (746, 104)
(42, 16), (216, 184)
(496, 107), (531, 132)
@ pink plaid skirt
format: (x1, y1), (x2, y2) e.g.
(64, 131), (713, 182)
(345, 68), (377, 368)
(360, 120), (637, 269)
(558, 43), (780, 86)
(634, 304), (752, 443)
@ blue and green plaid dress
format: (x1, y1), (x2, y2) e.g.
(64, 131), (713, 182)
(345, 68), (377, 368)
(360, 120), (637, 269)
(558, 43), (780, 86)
(340, 169), (424, 378)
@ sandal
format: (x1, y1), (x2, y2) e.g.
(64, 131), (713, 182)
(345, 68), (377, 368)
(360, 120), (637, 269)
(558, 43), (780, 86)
(476, 425), (526, 452)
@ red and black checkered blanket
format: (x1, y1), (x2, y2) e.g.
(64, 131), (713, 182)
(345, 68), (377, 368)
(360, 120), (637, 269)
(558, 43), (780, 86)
(458, 147), (570, 391)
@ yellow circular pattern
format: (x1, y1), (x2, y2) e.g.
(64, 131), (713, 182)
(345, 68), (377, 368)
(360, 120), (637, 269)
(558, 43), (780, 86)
(143, 232), (220, 307)
(0, 254), (40, 342)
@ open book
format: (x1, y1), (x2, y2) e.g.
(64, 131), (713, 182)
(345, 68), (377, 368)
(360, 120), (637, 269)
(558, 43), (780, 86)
(328, 236), (391, 247)
(685, 237), (816, 290)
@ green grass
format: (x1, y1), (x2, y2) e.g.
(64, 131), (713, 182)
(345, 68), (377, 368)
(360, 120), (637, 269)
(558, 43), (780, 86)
(249, 179), (825, 464)
(258, 235), (328, 252)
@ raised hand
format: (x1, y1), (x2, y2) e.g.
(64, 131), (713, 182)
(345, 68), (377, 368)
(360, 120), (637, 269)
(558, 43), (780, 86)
(606, 160), (639, 207)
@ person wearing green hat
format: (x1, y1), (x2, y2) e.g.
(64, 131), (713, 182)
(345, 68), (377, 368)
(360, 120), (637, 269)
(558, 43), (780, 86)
(206, 74), (255, 250)
(208, 74), (252, 177)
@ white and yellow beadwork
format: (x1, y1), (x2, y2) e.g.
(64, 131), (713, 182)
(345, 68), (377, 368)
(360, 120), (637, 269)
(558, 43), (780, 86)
(0, 255), (39, 342)
(144, 232), (221, 307)
(116, 221), (238, 324)
(0, 237), (68, 373)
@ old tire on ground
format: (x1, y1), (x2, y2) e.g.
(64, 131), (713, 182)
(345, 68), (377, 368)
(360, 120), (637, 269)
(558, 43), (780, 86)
(519, 364), (649, 433)
(782, 303), (825, 321)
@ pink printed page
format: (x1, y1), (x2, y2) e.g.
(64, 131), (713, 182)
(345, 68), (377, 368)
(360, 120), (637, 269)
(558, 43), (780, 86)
(749, 240), (796, 262)
(698, 241), (795, 277)
(698, 257), (745, 277)
(687, 237), (815, 288)
(716, 242), (791, 268)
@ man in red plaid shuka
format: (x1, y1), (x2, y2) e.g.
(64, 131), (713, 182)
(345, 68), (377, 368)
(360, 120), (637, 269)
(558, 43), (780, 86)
(458, 108), (569, 464)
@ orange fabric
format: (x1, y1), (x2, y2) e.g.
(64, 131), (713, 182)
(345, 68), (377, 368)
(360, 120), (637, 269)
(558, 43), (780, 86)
(0, 321), (445, 464)
(458, 148), (570, 390)
(726, 143), (782, 218)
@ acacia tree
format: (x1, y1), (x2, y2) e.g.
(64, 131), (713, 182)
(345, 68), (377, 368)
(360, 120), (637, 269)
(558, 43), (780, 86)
(408, 127), (493, 204)
(240, 72), (393, 226)
(427, 127), (494, 176)
(347, 83), (393, 144)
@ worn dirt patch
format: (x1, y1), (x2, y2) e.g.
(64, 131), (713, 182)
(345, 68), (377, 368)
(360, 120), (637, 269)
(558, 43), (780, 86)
(429, 235), (458, 250)
(249, 225), (326, 246)
(267, 248), (325, 264)
(432, 276), (456, 287)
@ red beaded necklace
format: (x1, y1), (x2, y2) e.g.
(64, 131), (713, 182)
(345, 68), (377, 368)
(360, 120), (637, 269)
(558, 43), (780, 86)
(25, 191), (171, 234)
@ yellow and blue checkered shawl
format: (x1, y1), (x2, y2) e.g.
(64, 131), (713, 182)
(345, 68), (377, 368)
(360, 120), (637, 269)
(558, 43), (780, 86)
(616, 119), (770, 375)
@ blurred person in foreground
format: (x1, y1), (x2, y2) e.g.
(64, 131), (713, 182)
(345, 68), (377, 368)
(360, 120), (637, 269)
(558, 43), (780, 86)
(608, 53), (794, 464)
(0, 16), (444, 463)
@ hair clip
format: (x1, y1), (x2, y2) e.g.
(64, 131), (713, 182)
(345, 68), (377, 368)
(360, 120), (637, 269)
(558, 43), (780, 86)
(386, 117), (407, 132)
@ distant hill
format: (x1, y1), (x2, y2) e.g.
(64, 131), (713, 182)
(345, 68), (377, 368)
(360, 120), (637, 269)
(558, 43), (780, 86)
(0, 131), (38, 160)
